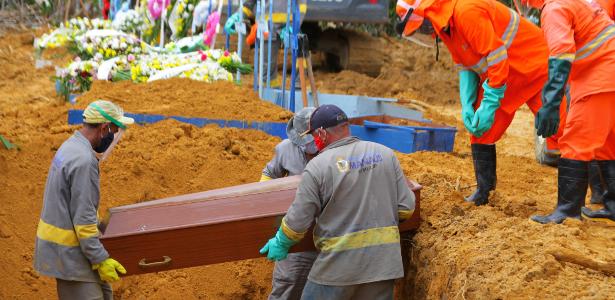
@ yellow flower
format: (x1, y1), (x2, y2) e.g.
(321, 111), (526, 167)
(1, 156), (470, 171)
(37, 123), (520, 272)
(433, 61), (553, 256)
(178, 3), (185, 14)
(86, 45), (93, 54)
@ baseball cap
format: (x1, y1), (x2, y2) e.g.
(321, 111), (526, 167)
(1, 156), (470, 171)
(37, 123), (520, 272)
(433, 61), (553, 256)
(83, 100), (134, 129)
(304, 104), (348, 135)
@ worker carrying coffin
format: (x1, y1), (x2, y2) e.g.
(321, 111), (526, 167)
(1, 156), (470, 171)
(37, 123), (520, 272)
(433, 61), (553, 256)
(259, 104), (416, 300)
(395, 0), (565, 206)
(260, 107), (318, 300)
(34, 100), (134, 299)
(525, 0), (615, 223)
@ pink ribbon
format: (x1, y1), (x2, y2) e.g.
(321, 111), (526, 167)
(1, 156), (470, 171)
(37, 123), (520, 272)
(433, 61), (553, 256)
(147, 0), (170, 20)
(203, 11), (220, 47)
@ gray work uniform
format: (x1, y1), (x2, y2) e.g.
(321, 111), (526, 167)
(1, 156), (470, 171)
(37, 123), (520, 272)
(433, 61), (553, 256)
(262, 139), (317, 300)
(34, 131), (111, 299)
(282, 137), (415, 296)
(263, 139), (309, 179)
(301, 279), (394, 300)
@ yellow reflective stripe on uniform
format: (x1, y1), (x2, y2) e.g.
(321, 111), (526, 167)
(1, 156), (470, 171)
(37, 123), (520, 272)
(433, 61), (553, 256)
(501, 9), (520, 48)
(487, 45), (508, 67)
(260, 174), (273, 182)
(268, 4), (307, 23)
(462, 9), (519, 74)
(576, 25), (615, 60)
(281, 218), (306, 241)
(315, 226), (400, 253)
(398, 209), (414, 221)
(37, 219), (79, 247)
(74, 224), (99, 239)
(551, 53), (576, 62)
(468, 57), (488, 74)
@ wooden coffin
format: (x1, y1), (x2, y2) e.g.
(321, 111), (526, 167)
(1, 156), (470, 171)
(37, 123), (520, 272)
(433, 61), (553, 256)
(100, 176), (422, 276)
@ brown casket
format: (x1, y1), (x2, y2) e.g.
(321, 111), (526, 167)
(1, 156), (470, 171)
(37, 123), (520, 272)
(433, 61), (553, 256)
(100, 176), (421, 276)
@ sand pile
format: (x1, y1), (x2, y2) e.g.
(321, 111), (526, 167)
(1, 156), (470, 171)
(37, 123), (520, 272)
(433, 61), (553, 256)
(77, 79), (293, 122)
(2, 28), (614, 300)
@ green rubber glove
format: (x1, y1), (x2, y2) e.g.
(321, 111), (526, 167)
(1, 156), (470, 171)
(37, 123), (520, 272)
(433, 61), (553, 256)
(259, 227), (297, 261)
(224, 12), (242, 35)
(471, 80), (506, 137)
(92, 258), (126, 283)
(536, 58), (571, 138)
(459, 70), (479, 134)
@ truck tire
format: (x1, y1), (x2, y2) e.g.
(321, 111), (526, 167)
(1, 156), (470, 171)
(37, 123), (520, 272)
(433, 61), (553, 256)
(315, 29), (384, 77)
(535, 129), (559, 167)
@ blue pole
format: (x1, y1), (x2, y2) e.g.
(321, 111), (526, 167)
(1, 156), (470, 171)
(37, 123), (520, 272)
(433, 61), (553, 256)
(266, 0), (273, 88)
(253, 0), (260, 92)
(237, 0), (244, 83)
(281, 0), (292, 109)
(288, 0), (299, 112)
(226, 0), (232, 50)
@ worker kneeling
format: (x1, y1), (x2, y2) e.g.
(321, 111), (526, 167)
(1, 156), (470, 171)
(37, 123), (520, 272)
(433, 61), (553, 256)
(34, 100), (133, 299)
(395, 0), (565, 206)
(259, 105), (416, 300)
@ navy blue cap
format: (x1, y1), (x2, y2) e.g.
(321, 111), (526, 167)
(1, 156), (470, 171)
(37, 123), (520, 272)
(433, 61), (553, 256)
(306, 104), (349, 134)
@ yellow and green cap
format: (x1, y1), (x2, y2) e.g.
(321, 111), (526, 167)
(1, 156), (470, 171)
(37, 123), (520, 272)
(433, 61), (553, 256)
(83, 100), (134, 129)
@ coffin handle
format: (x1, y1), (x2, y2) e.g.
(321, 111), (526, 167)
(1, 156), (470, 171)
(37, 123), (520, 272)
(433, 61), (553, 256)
(138, 256), (172, 269)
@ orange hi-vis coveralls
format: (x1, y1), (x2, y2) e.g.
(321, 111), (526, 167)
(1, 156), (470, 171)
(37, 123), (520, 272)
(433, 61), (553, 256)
(421, 0), (565, 147)
(541, 0), (615, 161)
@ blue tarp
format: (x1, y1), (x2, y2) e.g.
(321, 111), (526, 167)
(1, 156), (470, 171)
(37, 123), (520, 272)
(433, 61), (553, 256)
(67, 110), (456, 153)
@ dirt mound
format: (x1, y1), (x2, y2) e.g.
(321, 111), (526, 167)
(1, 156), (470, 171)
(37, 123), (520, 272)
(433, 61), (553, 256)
(397, 149), (615, 299)
(315, 36), (459, 106)
(77, 79), (293, 122)
(2, 28), (615, 300)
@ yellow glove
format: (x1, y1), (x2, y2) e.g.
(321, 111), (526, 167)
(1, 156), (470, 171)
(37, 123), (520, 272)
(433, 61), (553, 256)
(92, 258), (126, 283)
(260, 174), (273, 182)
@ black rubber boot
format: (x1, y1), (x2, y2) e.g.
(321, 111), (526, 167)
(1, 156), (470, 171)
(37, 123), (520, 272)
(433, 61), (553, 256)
(465, 144), (496, 206)
(531, 158), (588, 224)
(582, 160), (615, 221)
(588, 161), (606, 204)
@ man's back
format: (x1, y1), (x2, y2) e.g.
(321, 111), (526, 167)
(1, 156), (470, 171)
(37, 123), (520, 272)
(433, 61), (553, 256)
(285, 137), (415, 285)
